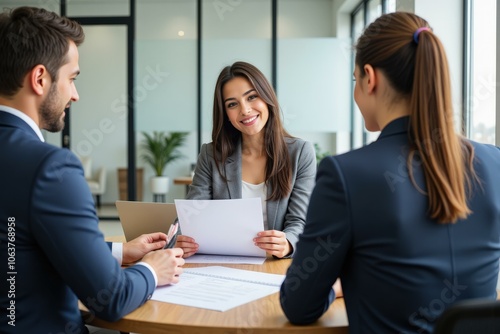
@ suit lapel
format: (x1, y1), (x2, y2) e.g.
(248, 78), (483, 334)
(224, 140), (242, 199)
(266, 186), (279, 230)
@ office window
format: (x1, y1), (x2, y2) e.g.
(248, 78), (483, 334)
(351, 7), (365, 149)
(387, 0), (396, 13)
(350, 0), (391, 149)
(363, 0), (383, 145)
(468, 0), (496, 145)
(367, 0), (382, 24)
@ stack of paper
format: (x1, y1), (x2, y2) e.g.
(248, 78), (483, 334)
(151, 266), (285, 311)
(175, 198), (267, 264)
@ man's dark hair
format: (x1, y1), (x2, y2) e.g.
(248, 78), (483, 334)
(0, 6), (84, 96)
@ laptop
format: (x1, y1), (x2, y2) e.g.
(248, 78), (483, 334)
(115, 200), (178, 241)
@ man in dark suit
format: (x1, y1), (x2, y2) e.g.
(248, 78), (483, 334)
(0, 7), (184, 333)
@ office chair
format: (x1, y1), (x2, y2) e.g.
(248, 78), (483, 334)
(79, 156), (107, 208)
(433, 298), (500, 334)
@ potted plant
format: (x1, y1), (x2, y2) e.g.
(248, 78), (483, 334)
(140, 131), (188, 196)
(314, 143), (330, 165)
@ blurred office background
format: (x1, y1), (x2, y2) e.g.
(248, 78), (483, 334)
(0, 0), (497, 208)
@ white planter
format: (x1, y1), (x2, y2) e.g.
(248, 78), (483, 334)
(151, 176), (169, 194)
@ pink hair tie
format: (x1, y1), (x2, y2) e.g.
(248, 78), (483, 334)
(413, 27), (430, 44)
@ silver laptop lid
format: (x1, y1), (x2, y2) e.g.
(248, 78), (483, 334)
(115, 201), (178, 241)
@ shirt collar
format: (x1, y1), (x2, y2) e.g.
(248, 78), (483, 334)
(0, 105), (45, 142)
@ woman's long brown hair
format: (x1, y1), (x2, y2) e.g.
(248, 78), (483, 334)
(355, 12), (477, 223)
(212, 61), (292, 201)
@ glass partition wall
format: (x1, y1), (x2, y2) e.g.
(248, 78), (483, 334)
(136, 0), (198, 203)
(201, 0), (272, 144)
(278, 0), (351, 160)
(66, 0), (137, 206)
(70, 25), (128, 204)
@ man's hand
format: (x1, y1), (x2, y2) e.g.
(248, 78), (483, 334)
(253, 230), (292, 258)
(122, 232), (167, 264)
(142, 248), (185, 285)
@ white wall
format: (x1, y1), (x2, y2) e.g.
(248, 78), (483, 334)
(333, 0), (357, 38)
(278, 0), (333, 38)
(274, 0), (352, 156)
(203, 0), (271, 39)
(277, 38), (351, 133)
(396, 0), (415, 12)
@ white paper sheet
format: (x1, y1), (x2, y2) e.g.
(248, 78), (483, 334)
(151, 266), (285, 311)
(174, 198), (266, 258)
(184, 254), (266, 265)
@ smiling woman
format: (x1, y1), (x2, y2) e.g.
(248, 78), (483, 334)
(223, 76), (270, 139)
(174, 61), (317, 260)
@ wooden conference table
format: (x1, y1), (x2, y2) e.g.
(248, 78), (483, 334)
(79, 237), (349, 334)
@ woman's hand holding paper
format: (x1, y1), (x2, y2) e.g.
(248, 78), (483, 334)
(175, 235), (199, 258)
(253, 230), (291, 258)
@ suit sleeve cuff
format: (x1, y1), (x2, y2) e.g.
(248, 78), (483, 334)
(111, 242), (123, 265)
(135, 262), (158, 287)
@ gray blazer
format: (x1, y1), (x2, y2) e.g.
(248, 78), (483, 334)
(186, 137), (317, 256)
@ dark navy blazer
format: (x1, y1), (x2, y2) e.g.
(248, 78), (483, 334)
(280, 116), (500, 333)
(0, 111), (155, 333)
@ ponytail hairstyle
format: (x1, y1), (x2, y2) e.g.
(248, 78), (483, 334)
(212, 61), (293, 201)
(355, 12), (477, 223)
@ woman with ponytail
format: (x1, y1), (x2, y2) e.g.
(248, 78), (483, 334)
(281, 12), (500, 333)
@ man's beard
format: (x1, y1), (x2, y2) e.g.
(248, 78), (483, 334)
(40, 83), (67, 133)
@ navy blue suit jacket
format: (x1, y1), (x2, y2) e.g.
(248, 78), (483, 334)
(0, 111), (156, 333)
(280, 117), (500, 333)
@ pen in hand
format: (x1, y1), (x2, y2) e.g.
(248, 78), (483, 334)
(164, 221), (179, 249)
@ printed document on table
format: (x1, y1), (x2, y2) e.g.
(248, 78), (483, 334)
(184, 254), (266, 265)
(174, 198), (266, 259)
(151, 266), (285, 311)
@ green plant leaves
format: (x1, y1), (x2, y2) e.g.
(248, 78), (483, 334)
(140, 131), (189, 176)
